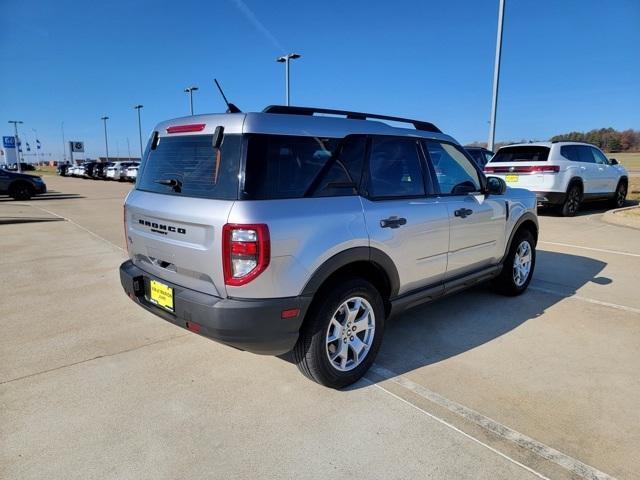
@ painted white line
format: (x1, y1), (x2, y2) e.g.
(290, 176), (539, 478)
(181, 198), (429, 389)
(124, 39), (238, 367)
(369, 365), (616, 480)
(530, 286), (640, 315)
(30, 204), (125, 253)
(363, 379), (552, 480)
(540, 241), (640, 259)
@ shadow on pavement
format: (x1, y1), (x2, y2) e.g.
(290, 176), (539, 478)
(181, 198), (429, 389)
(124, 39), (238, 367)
(282, 250), (608, 386)
(538, 199), (638, 217)
(0, 192), (84, 202)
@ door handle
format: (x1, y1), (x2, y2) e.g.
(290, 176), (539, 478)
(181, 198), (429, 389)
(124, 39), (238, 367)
(380, 216), (407, 229)
(454, 208), (473, 218)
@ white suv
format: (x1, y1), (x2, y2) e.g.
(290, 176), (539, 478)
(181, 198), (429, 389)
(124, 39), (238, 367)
(484, 142), (628, 216)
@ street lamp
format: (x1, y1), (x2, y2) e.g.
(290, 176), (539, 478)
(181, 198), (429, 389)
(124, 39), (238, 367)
(184, 86), (199, 115)
(8, 120), (23, 172)
(101, 116), (110, 162)
(32, 128), (39, 165)
(134, 105), (144, 159)
(488, 0), (505, 152)
(276, 53), (301, 106)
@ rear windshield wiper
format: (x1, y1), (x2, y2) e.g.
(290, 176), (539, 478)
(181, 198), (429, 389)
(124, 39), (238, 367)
(155, 178), (182, 193)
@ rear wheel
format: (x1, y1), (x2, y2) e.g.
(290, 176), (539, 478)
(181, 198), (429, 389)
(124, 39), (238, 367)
(493, 229), (536, 296)
(293, 278), (384, 388)
(610, 181), (627, 209)
(560, 184), (581, 217)
(9, 182), (34, 200)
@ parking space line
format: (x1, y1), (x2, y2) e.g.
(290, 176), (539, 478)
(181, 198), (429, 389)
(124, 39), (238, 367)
(369, 365), (616, 480)
(365, 380), (552, 480)
(540, 241), (640, 258)
(29, 204), (125, 253)
(530, 286), (640, 315)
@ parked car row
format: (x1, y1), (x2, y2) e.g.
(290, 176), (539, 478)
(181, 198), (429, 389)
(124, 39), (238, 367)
(58, 161), (140, 182)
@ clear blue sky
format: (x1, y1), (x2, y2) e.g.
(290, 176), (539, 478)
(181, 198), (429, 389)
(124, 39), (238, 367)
(1, 0), (638, 160)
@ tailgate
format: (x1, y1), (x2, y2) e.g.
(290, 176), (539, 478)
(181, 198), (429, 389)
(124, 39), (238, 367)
(125, 190), (233, 297)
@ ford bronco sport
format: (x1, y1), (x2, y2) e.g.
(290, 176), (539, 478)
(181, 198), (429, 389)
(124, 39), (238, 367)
(120, 105), (538, 388)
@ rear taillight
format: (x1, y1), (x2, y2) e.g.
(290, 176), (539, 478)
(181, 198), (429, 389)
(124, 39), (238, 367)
(222, 224), (270, 286)
(484, 165), (559, 174)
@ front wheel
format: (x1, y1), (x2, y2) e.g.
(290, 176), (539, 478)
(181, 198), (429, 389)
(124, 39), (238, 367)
(293, 278), (385, 388)
(10, 182), (34, 200)
(493, 229), (536, 296)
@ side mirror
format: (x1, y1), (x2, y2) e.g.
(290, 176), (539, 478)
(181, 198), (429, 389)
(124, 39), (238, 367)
(609, 158), (618, 165)
(486, 176), (507, 195)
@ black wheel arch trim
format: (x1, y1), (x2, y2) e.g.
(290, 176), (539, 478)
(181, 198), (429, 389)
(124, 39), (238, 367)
(301, 246), (400, 298)
(501, 212), (538, 264)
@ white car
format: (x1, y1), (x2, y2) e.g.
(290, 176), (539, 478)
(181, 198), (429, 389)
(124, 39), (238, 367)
(484, 142), (628, 216)
(106, 162), (133, 181)
(125, 163), (139, 182)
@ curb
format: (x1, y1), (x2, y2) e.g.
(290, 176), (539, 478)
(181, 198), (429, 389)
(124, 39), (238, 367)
(602, 205), (640, 229)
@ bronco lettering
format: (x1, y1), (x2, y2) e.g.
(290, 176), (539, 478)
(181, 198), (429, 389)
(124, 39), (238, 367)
(139, 218), (186, 234)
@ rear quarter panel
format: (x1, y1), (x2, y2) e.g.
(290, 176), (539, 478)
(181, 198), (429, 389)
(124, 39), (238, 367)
(226, 196), (368, 299)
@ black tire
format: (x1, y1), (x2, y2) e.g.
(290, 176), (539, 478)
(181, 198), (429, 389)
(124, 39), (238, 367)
(560, 184), (581, 217)
(610, 181), (627, 209)
(9, 182), (34, 200)
(493, 229), (536, 296)
(293, 278), (385, 389)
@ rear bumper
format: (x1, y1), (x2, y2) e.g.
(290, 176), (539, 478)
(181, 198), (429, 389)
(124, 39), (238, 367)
(534, 191), (565, 205)
(119, 260), (311, 355)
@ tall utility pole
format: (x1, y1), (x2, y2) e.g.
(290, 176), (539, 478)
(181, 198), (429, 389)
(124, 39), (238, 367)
(8, 120), (23, 172)
(101, 116), (110, 162)
(488, 0), (505, 152)
(134, 104), (144, 158)
(61, 122), (67, 163)
(184, 86), (198, 115)
(276, 53), (301, 106)
(32, 128), (39, 165)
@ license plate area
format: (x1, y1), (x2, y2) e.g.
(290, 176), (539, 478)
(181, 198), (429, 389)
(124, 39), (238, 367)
(148, 279), (174, 312)
(505, 174), (519, 183)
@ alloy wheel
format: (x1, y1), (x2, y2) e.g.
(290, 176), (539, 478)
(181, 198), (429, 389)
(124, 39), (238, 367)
(325, 297), (375, 372)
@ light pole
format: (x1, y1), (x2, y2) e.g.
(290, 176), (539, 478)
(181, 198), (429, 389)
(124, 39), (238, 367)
(276, 53), (301, 106)
(134, 104), (144, 159)
(488, 0), (505, 152)
(8, 120), (23, 172)
(61, 122), (67, 163)
(32, 128), (39, 165)
(184, 86), (198, 115)
(101, 116), (110, 162)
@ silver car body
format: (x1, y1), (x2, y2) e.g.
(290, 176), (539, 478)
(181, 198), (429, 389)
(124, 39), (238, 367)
(124, 111), (536, 303)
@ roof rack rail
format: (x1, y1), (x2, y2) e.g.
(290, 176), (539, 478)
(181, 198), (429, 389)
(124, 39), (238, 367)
(262, 105), (441, 133)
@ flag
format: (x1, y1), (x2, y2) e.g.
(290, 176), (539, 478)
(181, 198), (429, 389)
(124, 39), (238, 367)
(36, 139), (41, 150)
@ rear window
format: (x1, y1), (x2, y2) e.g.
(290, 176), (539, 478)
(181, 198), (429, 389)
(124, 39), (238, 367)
(137, 134), (241, 200)
(243, 134), (349, 200)
(491, 146), (549, 163)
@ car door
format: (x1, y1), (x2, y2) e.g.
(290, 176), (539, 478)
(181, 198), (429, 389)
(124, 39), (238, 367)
(422, 140), (507, 279)
(590, 147), (618, 193)
(361, 136), (449, 295)
(574, 145), (600, 194)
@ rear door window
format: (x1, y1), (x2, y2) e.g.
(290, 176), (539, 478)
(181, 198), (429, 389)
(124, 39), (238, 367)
(137, 134), (241, 200)
(367, 137), (426, 198)
(491, 146), (550, 162)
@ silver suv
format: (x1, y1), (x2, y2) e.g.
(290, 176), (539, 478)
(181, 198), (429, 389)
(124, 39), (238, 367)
(119, 106), (538, 388)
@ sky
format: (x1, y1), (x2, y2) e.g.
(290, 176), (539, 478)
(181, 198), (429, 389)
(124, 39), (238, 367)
(0, 0), (638, 160)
